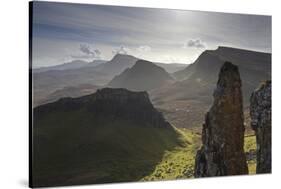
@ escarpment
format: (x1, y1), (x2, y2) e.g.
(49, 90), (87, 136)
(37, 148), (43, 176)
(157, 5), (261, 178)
(34, 88), (171, 128)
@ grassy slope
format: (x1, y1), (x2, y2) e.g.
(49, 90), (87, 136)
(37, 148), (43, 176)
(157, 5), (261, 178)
(142, 129), (257, 181)
(244, 135), (257, 174)
(142, 128), (201, 181)
(33, 109), (257, 186)
(33, 110), (185, 187)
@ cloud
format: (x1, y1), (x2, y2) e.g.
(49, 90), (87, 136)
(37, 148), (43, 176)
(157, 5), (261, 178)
(71, 44), (102, 59)
(80, 44), (95, 55)
(112, 45), (130, 55)
(183, 39), (206, 49)
(136, 45), (151, 52)
(79, 44), (102, 57)
(94, 49), (101, 56)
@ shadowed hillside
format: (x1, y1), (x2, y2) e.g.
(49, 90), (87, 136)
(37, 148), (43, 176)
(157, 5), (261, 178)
(32, 88), (184, 187)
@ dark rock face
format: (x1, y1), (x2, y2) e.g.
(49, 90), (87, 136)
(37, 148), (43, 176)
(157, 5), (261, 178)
(194, 62), (248, 177)
(34, 88), (171, 128)
(250, 80), (271, 173)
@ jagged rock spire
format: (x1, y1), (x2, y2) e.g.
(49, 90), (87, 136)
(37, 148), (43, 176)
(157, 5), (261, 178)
(194, 61), (248, 177)
(250, 80), (271, 173)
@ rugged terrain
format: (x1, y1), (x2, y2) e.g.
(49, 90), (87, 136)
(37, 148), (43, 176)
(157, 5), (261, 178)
(150, 46), (271, 130)
(32, 88), (183, 187)
(31, 46), (271, 186)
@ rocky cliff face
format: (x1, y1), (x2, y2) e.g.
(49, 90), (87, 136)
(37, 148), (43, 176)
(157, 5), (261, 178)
(34, 88), (171, 128)
(250, 80), (271, 173)
(194, 62), (248, 177)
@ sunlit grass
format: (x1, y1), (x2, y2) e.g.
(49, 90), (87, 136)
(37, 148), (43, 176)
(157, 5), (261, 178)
(142, 129), (257, 181)
(244, 134), (257, 174)
(141, 128), (201, 181)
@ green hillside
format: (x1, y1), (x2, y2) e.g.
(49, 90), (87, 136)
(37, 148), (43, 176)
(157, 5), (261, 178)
(33, 112), (185, 187)
(33, 110), (257, 187)
(142, 128), (201, 181)
(32, 87), (258, 187)
(142, 129), (257, 181)
(32, 88), (187, 187)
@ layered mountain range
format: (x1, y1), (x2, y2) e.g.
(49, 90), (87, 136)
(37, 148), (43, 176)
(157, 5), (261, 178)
(33, 59), (107, 73)
(156, 46), (271, 103)
(150, 46), (271, 129)
(32, 46), (271, 129)
(32, 54), (186, 106)
(34, 84), (100, 106)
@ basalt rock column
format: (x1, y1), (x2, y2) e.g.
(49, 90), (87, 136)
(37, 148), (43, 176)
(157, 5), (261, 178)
(250, 80), (271, 173)
(194, 62), (248, 177)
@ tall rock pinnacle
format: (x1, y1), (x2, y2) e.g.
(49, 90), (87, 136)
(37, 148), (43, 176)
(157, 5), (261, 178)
(194, 61), (248, 177)
(250, 80), (271, 173)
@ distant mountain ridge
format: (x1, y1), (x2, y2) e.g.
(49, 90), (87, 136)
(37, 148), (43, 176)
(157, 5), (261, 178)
(108, 59), (174, 91)
(33, 54), (186, 107)
(33, 54), (186, 75)
(155, 63), (187, 73)
(174, 46), (271, 81)
(93, 54), (186, 75)
(92, 54), (138, 75)
(33, 59), (107, 73)
(34, 84), (100, 107)
(169, 46), (271, 102)
(32, 47), (271, 130)
(150, 46), (271, 129)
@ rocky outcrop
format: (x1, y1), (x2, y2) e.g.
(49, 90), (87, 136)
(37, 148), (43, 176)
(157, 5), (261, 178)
(34, 88), (171, 128)
(194, 62), (248, 177)
(250, 80), (271, 173)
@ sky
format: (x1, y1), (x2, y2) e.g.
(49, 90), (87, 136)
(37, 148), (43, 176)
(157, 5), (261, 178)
(32, 1), (272, 67)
